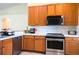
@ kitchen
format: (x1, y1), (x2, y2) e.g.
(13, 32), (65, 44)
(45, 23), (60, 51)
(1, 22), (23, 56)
(0, 3), (79, 55)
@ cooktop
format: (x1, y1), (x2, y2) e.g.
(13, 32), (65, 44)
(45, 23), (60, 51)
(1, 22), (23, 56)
(46, 33), (65, 39)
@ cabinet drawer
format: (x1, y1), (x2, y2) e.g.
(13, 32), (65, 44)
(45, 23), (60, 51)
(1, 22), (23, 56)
(65, 37), (73, 42)
(35, 36), (45, 39)
(24, 35), (34, 39)
(3, 39), (12, 46)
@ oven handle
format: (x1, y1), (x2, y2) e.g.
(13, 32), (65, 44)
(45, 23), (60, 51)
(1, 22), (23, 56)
(46, 38), (64, 41)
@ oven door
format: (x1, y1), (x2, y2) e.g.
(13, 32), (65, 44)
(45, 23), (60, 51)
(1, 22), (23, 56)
(46, 38), (64, 52)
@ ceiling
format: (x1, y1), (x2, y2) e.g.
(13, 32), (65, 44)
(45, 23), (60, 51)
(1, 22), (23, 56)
(0, 3), (26, 10)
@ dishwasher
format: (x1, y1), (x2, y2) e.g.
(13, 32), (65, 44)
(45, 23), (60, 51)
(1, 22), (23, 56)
(12, 36), (22, 55)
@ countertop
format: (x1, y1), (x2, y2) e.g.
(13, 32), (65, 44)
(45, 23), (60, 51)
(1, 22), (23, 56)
(0, 32), (79, 41)
(0, 34), (23, 41)
(24, 33), (79, 37)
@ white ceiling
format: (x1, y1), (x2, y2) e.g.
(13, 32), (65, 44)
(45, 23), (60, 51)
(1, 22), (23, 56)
(0, 3), (26, 10)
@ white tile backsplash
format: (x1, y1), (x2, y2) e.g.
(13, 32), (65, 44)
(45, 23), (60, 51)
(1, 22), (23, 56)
(28, 26), (77, 35)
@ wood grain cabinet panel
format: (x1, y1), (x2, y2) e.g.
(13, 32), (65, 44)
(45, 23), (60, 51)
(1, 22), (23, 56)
(0, 41), (2, 55)
(28, 5), (47, 26)
(23, 36), (34, 51)
(23, 36), (46, 53)
(28, 7), (36, 26)
(3, 38), (12, 55)
(55, 4), (64, 15)
(47, 4), (56, 16)
(63, 4), (78, 25)
(65, 37), (79, 55)
(47, 3), (78, 26)
(36, 6), (47, 26)
(35, 36), (45, 52)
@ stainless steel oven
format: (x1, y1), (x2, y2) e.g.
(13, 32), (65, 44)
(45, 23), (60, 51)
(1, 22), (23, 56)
(46, 33), (65, 55)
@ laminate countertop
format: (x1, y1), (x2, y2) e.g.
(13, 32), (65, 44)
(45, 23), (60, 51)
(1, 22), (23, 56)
(0, 34), (23, 41)
(0, 32), (79, 41)
(24, 33), (79, 37)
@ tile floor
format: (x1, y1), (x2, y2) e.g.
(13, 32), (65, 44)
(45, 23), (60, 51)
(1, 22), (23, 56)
(19, 51), (64, 55)
(19, 51), (44, 55)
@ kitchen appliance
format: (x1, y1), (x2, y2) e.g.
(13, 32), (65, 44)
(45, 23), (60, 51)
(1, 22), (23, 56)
(68, 30), (77, 35)
(12, 36), (22, 55)
(29, 28), (36, 33)
(47, 16), (64, 25)
(46, 33), (65, 55)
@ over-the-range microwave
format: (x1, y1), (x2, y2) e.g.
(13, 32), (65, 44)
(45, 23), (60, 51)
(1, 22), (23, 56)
(46, 16), (64, 25)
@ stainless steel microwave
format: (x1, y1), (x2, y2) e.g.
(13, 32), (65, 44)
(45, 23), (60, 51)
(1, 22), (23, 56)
(46, 16), (64, 25)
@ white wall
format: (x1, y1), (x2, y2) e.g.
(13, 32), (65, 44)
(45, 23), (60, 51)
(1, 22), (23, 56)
(0, 3), (28, 31)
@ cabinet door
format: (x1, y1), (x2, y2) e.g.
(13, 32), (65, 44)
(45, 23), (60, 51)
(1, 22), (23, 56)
(35, 36), (45, 52)
(3, 39), (12, 55)
(65, 37), (77, 55)
(28, 7), (36, 26)
(56, 4), (64, 15)
(23, 36), (34, 51)
(0, 41), (2, 55)
(63, 3), (78, 25)
(0, 49), (2, 55)
(74, 38), (79, 54)
(28, 6), (47, 26)
(47, 4), (56, 16)
(36, 6), (47, 26)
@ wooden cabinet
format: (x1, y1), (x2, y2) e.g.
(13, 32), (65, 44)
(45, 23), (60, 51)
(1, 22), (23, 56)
(37, 6), (47, 26)
(63, 4), (78, 25)
(47, 3), (78, 26)
(23, 36), (34, 51)
(28, 6), (36, 26)
(3, 38), (12, 55)
(0, 41), (2, 55)
(47, 4), (56, 16)
(65, 37), (79, 55)
(35, 36), (45, 52)
(23, 35), (45, 53)
(29, 3), (78, 26)
(28, 5), (47, 26)
(55, 4), (64, 15)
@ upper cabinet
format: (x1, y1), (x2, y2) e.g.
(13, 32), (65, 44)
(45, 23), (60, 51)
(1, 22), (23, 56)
(63, 4), (78, 26)
(28, 3), (78, 26)
(55, 4), (64, 15)
(47, 4), (56, 16)
(28, 6), (36, 26)
(28, 5), (47, 26)
(47, 3), (78, 26)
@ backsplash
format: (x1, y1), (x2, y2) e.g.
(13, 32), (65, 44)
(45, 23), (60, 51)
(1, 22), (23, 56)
(28, 26), (77, 35)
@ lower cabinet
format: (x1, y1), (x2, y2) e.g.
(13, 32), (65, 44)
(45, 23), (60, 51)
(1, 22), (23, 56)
(35, 36), (45, 52)
(0, 41), (2, 55)
(23, 35), (45, 53)
(0, 49), (2, 55)
(3, 38), (12, 55)
(65, 37), (79, 55)
(23, 36), (34, 51)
